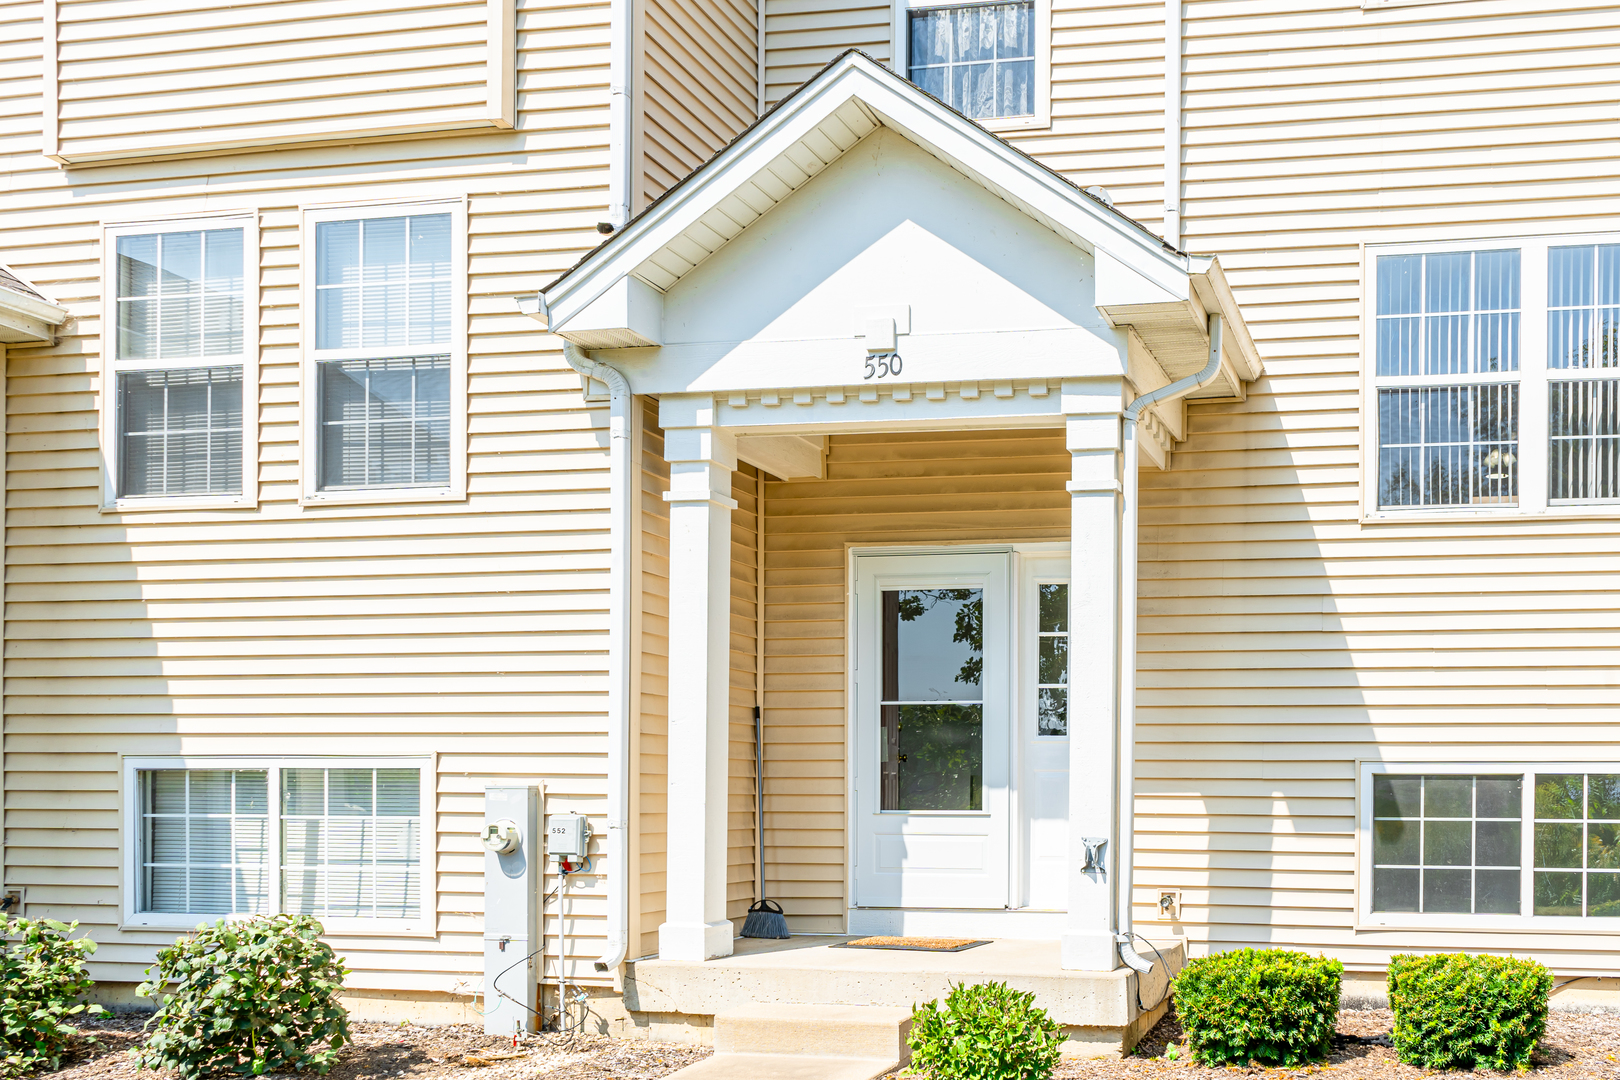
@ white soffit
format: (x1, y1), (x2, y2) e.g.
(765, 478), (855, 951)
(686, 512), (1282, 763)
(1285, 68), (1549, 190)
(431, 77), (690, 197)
(540, 50), (1263, 394)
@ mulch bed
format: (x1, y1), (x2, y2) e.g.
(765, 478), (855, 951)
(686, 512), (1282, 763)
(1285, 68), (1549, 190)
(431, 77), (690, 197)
(45, 1006), (1620, 1080)
(1056, 1007), (1620, 1079)
(50, 1017), (711, 1080)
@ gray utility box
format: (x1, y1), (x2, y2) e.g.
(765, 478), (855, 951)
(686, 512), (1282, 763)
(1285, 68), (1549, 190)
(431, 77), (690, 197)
(482, 785), (539, 1035)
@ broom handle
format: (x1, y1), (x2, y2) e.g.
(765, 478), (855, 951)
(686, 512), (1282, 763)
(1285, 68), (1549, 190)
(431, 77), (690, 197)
(754, 705), (764, 903)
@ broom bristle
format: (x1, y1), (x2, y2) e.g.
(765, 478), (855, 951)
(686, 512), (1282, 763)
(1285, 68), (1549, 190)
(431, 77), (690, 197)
(740, 909), (789, 939)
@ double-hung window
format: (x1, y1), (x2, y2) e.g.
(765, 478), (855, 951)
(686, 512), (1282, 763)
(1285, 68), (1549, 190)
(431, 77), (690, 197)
(1365, 233), (1620, 517)
(302, 201), (466, 503)
(1361, 763), (1620, 928)
(123, 758), (431, 932)
(896, 0), (1050, 127)
(101, 215), (257, 508)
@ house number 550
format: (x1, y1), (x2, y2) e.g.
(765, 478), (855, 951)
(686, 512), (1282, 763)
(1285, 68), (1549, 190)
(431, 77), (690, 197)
(864, 353), (903, 379)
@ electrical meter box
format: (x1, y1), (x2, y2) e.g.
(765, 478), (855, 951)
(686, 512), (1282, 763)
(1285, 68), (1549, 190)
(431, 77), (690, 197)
(547, 814), (591, 857)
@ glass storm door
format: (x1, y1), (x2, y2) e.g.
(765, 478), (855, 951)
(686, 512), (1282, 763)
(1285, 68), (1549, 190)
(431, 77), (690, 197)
(853, 552), (1010, 909)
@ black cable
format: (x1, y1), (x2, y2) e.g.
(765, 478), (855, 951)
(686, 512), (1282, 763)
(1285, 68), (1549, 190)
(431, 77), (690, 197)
(1123, 932), (1175, 1014)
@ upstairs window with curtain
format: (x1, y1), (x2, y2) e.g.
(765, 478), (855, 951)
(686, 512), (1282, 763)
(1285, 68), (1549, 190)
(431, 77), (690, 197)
(907, 2), (1035, 120)
(311, 212), (454, 492)
(107, 222), (250, 502)
(1372, 249), (1521, 509)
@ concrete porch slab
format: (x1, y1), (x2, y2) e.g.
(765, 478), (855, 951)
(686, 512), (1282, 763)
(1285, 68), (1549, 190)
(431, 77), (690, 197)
(663, 1054), (899, 1080)
(623, 935), (1183, 1058)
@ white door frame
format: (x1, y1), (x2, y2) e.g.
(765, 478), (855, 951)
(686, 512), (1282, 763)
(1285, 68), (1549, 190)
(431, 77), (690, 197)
(844, 542), (1071, 937)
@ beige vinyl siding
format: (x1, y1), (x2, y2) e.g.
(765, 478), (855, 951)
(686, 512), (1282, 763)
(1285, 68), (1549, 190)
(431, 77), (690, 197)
(1129, 0), (1620, 970)
(728, 465), (761, 925)
(760, 0), (1167, 231)
(0, 0), (618, 992)
(761, 429), (1068, 933)
(639, 0), (760, 205)
(633, 400), (670, 959)
(761, 0), (891, 114)
(46, 0), (514, 165)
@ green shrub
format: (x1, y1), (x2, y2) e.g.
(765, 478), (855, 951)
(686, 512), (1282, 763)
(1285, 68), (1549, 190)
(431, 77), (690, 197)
(1387, 953), (1551, 1072)
(1171, 948), (1343, 1067)
(135, 915), (350, 1079)
(1, 917), (107, 1078)
(907, 980), (1064, 1080)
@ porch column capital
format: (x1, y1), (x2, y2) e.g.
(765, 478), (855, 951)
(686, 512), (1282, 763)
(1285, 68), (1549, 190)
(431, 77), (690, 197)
(1062, 377), (1124, 971)
(658, 398), (738, 963)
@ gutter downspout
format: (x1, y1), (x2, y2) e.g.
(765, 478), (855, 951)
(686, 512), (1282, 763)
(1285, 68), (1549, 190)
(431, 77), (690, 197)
(608, 0), (634, 228)
(561, 340), (634, 974)
(519, 296), (636, 973)
(1163, 0), (1182, 248)
(1115, 313), (1222, 964)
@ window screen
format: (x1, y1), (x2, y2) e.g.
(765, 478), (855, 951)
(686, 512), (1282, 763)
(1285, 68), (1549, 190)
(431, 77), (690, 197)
(908, 2), (1034, 120)
(282, 768), (422, 920)
(119, 367), (243, 497)
(314, 215), (452, 350)
(318, 356), (450, 489)
(138, 769), (271, 915)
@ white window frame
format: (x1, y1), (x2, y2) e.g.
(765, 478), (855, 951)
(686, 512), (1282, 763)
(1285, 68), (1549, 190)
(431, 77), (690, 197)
(1357, 760), (1620, 934)
(891, 0), (1052, 132)
(1362, 231), (1620, 522)
(120, 755), (435, 936)
(299, 197), (468, 506)
(99, 211), (260, 512)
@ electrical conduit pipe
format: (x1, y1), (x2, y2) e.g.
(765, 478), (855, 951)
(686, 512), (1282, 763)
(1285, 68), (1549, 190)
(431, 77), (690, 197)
(1115, 313), (1222, 968)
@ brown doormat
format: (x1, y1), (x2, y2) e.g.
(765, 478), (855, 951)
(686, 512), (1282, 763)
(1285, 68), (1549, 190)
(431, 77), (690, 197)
(831, 936), (991, 953)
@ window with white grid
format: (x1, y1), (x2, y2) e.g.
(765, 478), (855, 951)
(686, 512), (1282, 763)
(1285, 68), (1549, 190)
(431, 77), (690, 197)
(1372, 250), (1521, 509)
(1361, 764), (1620, 928)
(1363, 234), (1620, 518)
(303, 203), (464, 501)
(1548, 244), (1620, 502)
(137, 769), (271, 916)
(103, 218), (254, 504)
(126, 760), (427, 928)
(282, 768), (422, 920)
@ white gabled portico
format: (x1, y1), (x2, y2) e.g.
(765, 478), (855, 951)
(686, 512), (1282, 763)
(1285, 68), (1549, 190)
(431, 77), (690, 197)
(529, 51), (1261, 980)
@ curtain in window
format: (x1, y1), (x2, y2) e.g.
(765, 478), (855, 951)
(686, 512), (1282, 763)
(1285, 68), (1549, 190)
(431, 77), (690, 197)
(908, 2), (1034, 120)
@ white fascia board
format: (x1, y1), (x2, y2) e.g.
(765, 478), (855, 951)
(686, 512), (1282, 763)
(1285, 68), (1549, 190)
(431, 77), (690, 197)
(1188, 256), (1264, 382)
(0, 286), (68, 343)
(556, 276), (664, 348)
(542, 53), (1191, 331)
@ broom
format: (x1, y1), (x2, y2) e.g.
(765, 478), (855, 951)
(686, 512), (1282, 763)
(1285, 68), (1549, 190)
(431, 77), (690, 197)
(741, 705), (789, 939)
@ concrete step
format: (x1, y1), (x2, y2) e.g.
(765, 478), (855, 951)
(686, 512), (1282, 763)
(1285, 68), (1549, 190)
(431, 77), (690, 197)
(663, 1053), (898, 1080)
(712, 1003), (912, 1061)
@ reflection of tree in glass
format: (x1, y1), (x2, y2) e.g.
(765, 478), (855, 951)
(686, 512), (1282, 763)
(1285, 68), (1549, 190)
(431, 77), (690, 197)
(894, 590), (984, 811)
(895, 589), (982, 686)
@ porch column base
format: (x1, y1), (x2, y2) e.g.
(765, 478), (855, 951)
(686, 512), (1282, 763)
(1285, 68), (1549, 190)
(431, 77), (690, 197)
(1060, 931), (1119, 972)
(657, 920), (735, 963)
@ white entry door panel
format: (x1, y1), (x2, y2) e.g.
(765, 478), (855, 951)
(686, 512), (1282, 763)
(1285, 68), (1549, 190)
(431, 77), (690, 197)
(852, 552), (1010, 909)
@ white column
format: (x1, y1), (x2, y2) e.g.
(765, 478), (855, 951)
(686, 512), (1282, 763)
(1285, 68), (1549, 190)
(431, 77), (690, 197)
(1061, 378), (1125, 971)
(657, 394), (738, 962)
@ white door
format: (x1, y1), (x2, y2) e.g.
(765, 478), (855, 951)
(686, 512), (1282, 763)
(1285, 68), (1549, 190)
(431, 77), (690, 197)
(852, 552), (1010, 909)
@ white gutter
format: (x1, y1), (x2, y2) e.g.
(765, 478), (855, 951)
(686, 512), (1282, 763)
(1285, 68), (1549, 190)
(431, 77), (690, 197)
(518, 295), (635, 973)
(1115, 313), (1221, 955)
(608, 0), (634, 228)
(1163, 0), (1181, 248)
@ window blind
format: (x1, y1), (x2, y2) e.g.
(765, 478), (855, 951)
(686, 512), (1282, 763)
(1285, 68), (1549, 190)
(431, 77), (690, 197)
(139, 769), (270, 916)
(282, 768), (422, 920)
